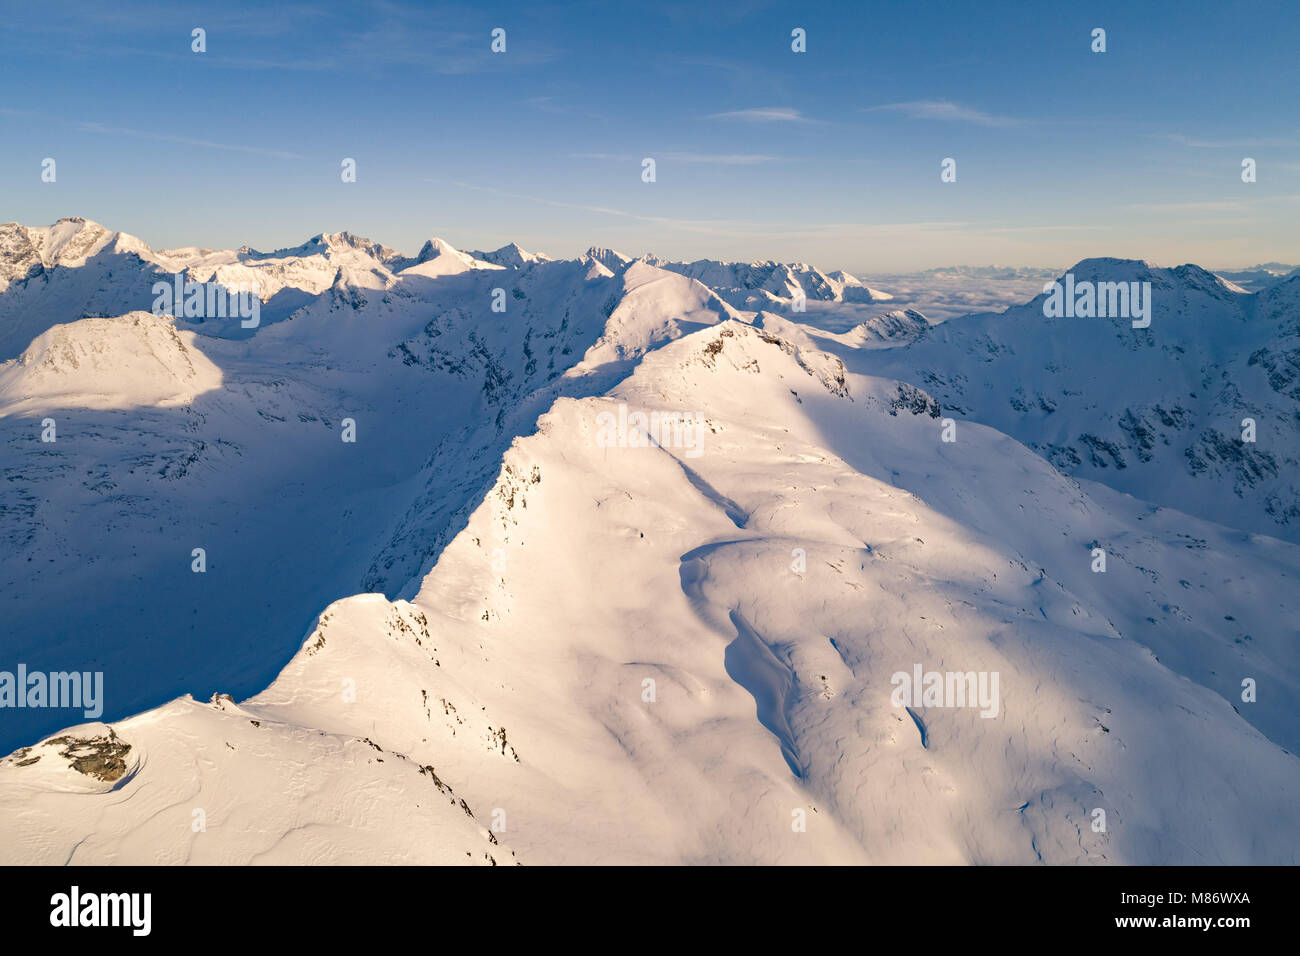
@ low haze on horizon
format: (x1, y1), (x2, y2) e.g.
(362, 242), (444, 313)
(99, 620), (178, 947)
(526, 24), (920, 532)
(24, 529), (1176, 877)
(2, 0), (1298, 273)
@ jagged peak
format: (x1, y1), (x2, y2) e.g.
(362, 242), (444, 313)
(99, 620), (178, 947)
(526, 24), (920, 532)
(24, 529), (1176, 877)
(0, 217), (152, 270)
(467, 242), (551, 267)
(584, 246), (633, 270)
(416, 237), (467, 263)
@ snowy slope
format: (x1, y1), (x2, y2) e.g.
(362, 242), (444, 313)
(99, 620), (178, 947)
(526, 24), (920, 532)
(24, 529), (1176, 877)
(0, 312), (223, 411)
(0, 236), (740, 754)
(843, 260), (1300, 542)
(4, 316), (1298, 865)
(0, 219), (170, 360)
(468, 242), (552, 269)
(1, 224), (1297, 866)
(0, 696), (514, 865)
(647, 255), (892, 309)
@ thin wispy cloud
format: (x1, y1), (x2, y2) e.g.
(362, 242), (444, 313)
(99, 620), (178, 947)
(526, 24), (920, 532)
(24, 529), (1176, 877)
(980, 224), (1110, 234)
(867, 100), (1024, 128)
(435, 179), (974, 243)
(522, 96), (607, 122)
(1155, 132), (1299, 149)
(571, 151), (780, 165)
(662, 151), (780, 165)
(79, 122), (304, 160)
(1159, 133), (1234, 149)
(1124, 195), (1300, 213)
(1125, 199), (1246, 213)
(433, 179), (756, 235)
(706, 107), (812, 123)
(6, 1), (557, 76)
(569, 152), (635, 161)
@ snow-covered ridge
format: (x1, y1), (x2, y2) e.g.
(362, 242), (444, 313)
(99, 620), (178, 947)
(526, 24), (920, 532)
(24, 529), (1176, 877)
(467, 242), (551, 268)
(846, 258), (1300, 542)
(0, 218), (150, 283)
(5, 302), (1298, 864)
(0, 311), (222, 411)
(646, 255), (893, 306)
(1, 222), (1297, 865)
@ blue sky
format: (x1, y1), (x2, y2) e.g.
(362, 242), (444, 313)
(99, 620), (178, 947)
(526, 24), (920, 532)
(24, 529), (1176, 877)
(2, 0), (1297, 272)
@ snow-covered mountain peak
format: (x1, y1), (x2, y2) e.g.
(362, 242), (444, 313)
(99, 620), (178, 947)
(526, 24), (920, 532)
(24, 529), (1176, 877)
(584, 246), (633, 271)
(642, 255), (892, 308)
(1063, 256), (1155, 279)
(415, 237), (465, 262)
(0, 217), (152, 279)
(468, 242), (551, 268)
(402, 237), (501, 277)
(312, 230), (401, 259)
(238, 230), (406, 269)
(1054, 258), (1243, 303)
(846, 308), (931, 346)
(0, 310), (223, 411)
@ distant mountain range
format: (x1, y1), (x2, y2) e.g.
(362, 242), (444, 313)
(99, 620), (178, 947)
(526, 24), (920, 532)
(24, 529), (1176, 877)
(1, 218), (1296, 865)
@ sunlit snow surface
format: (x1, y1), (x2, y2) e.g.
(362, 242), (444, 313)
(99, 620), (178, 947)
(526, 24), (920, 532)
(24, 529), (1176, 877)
(0, 219), (1296, 864)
